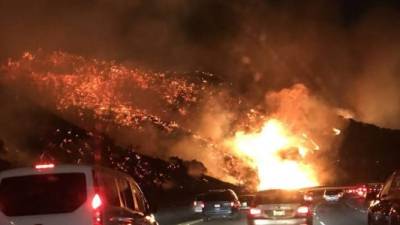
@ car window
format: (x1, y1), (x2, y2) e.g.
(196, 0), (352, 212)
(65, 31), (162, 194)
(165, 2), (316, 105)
(203, 191), (236, 202)
(240, 195), (255, 202)
(381, 174), (394, 197)
(389, 173), (400, 195)
(117, 178), (135, 211)
(0, 173), (86, 216)
(97, 173), (120, 207)
(254, 190), (303, 205)
(325, 190), (342, 195)
(131, 183), (146, 212)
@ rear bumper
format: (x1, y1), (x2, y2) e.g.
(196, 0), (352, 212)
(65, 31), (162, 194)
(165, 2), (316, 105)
(193, 207), (203, 213)
(248, 218), (310, 225)
(203, 210), (237, 218)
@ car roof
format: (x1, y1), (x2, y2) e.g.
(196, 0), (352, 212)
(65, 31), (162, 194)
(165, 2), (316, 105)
(0, 164), (126, 179)
(257, 189), (299, 194)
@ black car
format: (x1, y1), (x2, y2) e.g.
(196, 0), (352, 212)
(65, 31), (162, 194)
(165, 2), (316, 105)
(202, 189), (241, 221)
(368, 170), (400, 225)
(247, 189), (313, 225)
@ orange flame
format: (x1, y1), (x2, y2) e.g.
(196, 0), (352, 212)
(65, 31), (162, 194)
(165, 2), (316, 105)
(228, 119), (319, 190)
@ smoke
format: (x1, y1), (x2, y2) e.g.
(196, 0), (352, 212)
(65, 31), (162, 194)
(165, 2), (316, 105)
(1, 0), (400, 186)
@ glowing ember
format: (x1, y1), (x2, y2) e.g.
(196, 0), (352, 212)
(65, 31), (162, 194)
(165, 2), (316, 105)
(228, 119), (319, 190)
(2, 51), (203, 132)
(332, 128), (341, 136)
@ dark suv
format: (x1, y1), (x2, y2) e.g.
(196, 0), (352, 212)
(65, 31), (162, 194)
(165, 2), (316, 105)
(202, 189), (241, 221)
(368, 170), (400, 225)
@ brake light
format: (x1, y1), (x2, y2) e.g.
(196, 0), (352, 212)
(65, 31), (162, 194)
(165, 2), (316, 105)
(230, 202), (234, 207)
(92, 194), (102, 209)
(92, 194), (103, 225)
(304, 195), (313, 201)
(194, 201), (204, 208)
(297, 206), (309, 215)
(250, 208), (262, 215)
(35, 164), (55, 169)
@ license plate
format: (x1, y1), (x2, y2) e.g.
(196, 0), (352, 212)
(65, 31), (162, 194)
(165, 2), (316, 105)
(273, 210), (285, 216)
(214, 204), (221, 208)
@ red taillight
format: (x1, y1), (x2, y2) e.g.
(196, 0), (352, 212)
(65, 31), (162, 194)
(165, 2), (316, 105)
(304, 195), (313, 201)
(194, 201), (205, 208)
(250, 208), (262, 215)
(297, 206), (309, 215)
(92, 194), (102, 209)
(35, 164), (55, 169)
(92, 194), (103, 225)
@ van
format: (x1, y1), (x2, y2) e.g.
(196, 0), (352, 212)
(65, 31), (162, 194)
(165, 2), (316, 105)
(0, 164), (158, 225)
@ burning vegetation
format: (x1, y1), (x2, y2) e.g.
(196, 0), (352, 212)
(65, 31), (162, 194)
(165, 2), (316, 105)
(1, 51), (346, 191)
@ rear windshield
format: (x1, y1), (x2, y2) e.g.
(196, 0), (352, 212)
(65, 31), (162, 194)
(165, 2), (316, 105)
(254, 190), (303, 205)
(0, 173), (87, 216)
(195, 194), (205, 201)
(240, 195), (255, 202)
(203, 191), (235, 201)
(325, 190), (342, 195)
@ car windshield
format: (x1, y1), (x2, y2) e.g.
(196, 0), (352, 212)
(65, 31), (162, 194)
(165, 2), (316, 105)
(325, 190), (342, 195)
(0, 1), (397, 225)
(0, 173), (86, 216)
(203, 191), (235, 202)
(253, 190), (303, 205)
(239, 195), (254, 202)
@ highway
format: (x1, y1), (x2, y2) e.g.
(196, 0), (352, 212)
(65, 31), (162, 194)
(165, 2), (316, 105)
(167, 199), (367, 225)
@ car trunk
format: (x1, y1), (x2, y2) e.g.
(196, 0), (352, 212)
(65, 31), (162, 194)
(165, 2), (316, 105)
(257, 203), (301, 219)
(203, 201), (232, 214)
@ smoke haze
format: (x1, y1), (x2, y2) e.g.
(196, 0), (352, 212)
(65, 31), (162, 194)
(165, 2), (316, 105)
(1, 0), (400, 186)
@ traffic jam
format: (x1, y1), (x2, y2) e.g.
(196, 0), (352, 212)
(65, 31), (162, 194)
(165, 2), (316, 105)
(1, 1), (400, 225)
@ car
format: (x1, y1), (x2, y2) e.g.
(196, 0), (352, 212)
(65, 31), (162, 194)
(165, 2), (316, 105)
(0, 211), (11, 225)
(323, 189), (343, 202)
(202, 189), (241, 221)
(247, 189), (313, 225)
(239, 194), (256, 210)
(368, 170), (400, 225)
(303, 191), (314, 202)
(193, 193), (205, 213)
(0, 163), (158, 225)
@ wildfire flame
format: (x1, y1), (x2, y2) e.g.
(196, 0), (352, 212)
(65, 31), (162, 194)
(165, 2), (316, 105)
(2, 51), (344, 189)
(229, 119), (319, 190)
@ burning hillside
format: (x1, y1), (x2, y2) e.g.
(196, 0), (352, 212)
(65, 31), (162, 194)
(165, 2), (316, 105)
(1, 51), (346, 191)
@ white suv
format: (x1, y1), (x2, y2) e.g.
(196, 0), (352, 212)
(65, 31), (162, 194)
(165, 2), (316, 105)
(0, 164), (158, 225)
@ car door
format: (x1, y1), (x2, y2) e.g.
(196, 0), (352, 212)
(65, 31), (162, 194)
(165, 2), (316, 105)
(109, 177), (148, 225)
(131, 181), (156, 225)
(370, 173), (394, 225)
(387, 173), (400, 225)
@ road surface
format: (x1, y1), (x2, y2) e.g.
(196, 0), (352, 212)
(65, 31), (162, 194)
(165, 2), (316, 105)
(172, 200), (367, 225)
